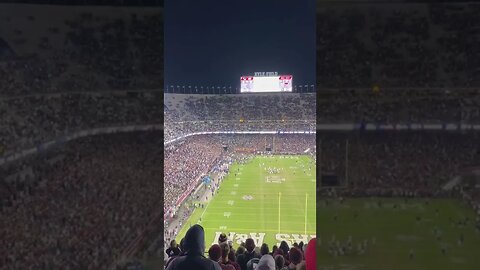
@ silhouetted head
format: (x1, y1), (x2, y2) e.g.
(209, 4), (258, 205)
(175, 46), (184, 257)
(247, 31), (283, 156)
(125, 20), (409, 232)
(184, 224), (205, 256)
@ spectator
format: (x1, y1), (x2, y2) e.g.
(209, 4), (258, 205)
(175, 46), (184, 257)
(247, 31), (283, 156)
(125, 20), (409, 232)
(166, 240), (181, 258)
(209, 244), (222, 262)
(274, 255), (285, 270)
(261, 244), (270, 256)
(236, 238), (259, 270)
(304, 238), (316, 270)
(166, 225), (221, 270)
(279, 241), (290, 258)
(256, 255), (276, 270)
(218, 243), (238, 270)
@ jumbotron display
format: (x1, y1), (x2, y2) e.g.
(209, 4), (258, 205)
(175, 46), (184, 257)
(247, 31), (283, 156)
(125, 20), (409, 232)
(240, 74), (293, 93)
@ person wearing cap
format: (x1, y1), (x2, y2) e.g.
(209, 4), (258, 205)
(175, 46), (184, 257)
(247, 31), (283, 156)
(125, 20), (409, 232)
(166, 225), (221, 270)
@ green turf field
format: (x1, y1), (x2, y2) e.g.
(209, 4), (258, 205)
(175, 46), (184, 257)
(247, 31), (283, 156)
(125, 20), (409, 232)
(176, 155), (316, 249)
(318, 197), (480, 270)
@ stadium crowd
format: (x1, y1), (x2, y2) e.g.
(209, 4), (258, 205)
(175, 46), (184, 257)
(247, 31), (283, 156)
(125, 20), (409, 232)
(164, 93), (316, 141)
(164, 136), (223, 217)
(317, 88), (480, 123)
(0, 92), (317, 158)
(0, 4), (163, 158)
(165, 224), (316, 270)
(0, 92), (162, 156)
(319, 132), (480, 201)
(0, 4), (165, 270)
(165, 94), (315, 122)
(0, 132), (163, 270)
(0, 6), (162, 96)
(317, 3), (480, 88)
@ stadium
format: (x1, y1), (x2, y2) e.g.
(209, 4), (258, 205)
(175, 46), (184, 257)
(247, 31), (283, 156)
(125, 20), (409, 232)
(163, 90), (317, 269)
(162, 1), (317, 269)
(317, 2), (480, 270)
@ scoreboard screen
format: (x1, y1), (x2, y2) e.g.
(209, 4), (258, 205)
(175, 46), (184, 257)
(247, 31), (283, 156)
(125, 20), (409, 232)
(240, 75), (293, 93)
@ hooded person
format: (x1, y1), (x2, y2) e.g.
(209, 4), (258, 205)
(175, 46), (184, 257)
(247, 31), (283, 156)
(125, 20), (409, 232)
(179, 238), (186, 254)
(256, 255), (276, 270)
(304, 238), (316, 270)
(166, 225), (222, 270)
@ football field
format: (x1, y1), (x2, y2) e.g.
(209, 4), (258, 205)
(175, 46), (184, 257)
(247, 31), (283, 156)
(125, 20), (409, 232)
(318, 197), (480, 270)
(176, 155), (316, 249)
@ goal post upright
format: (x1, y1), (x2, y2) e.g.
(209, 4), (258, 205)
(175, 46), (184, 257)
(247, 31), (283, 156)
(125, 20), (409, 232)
(278, 191), (281, 235)
(304, 192), (308, 235)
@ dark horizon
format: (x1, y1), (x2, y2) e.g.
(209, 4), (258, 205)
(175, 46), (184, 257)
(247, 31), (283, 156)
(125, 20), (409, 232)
(165, 0), (315, 93)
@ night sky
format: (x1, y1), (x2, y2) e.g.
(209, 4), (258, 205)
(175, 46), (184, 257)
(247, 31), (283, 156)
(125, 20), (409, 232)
(165, 0), (315, 92)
